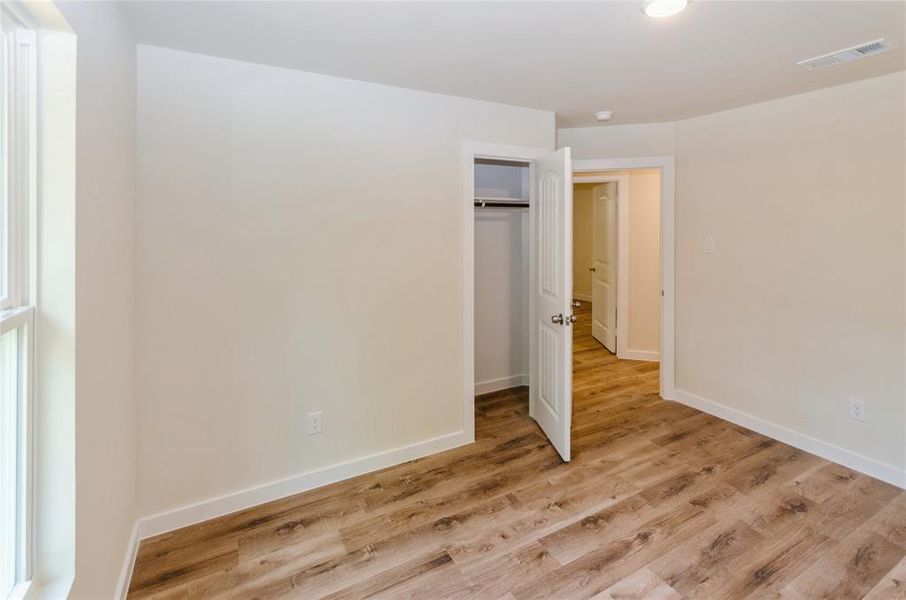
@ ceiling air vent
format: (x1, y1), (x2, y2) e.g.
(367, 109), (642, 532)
(797, 38), (891, 71)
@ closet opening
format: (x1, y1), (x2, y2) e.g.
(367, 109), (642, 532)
(473, 158), (531, 398)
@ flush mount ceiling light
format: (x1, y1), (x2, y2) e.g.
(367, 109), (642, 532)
(595, 110), (613, 122)
(643, 0), (688, 18)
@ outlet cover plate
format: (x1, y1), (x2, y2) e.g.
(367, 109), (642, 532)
(307, 411), (323, 435)
(848, 398), (866, 422)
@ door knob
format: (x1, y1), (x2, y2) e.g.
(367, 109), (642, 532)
(588, 265), (596, 272)
(551, 313), (564, 325)
(566, 315), (578, 325)
(571, 299), (581, 309)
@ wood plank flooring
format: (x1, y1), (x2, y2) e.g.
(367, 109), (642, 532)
(128, 303), (906, 599)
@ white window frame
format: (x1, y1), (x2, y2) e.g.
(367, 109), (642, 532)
(0, 308), (33, 600)
(0, 7), (36, 599)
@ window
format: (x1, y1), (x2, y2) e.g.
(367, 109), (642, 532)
(0, 7), (34, 599)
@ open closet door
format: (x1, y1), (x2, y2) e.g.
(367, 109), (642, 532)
(530, 147), (573, 462)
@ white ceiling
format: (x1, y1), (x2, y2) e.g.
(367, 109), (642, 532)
(120, 1), (906, 128)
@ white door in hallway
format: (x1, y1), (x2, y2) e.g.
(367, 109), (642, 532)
(592, 183), (617, 353)
(531, 147), (573, 462)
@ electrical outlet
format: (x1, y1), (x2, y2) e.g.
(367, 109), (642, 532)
(306, 411), (323, 435)
(848, 398), (867, 422)
(703, 237), (715, 254)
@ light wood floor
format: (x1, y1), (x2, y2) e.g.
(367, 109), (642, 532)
(128, 303), (906, 599)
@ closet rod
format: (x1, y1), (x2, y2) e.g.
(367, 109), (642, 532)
(474, 200), (529, 208)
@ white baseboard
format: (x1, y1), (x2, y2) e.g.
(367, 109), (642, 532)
(673, 389), (906, 489)
(131, 429), (471, 543)
(114, 521), (140, 599)
(475, 374), (529, 395)
(618, 349), (659, 362)
(574, 293), (592, 303)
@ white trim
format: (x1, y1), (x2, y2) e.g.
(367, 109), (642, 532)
(0, 305), (32, 335)
(573, 175), (612, 184)
(1, 24), (36, 313)
(475, 374), (529, 396)
(15, 8), (75, 600)
(673, 389), (906, 489)
(0, 18), (36, 596)
(615, 177), (630, 360)
(620, 349), (659, 362)
(573, 292), (592, 303)
(135, 429), (470, 540)
(0, 306), (34, 600)
(571, 156), (676, 401)
(462, 142), (551, 444)
(114, 522), (140, 600)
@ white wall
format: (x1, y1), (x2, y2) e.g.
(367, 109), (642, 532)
(559, 122), (675, 160)
(558, 71), (906, 477)
(674, 72), (905, 473)
(135, 45), (554, 516)
(475, 210), (529, 392)
(625, 169), (660, 355)
(54, 2), (138, 598)
(475, 162), (529, 201)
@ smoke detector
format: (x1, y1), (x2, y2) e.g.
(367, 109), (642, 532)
(797, 39), (891, 71)
(595, 110), (613, 122)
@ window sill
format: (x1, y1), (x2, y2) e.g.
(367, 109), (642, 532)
(22, 575), (72, 600)
(8, 580), (31, 600)
(0, 306), (33, 334)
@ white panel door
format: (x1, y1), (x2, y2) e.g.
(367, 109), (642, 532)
(530, 148), (572, 462)
(592, 184), (617, 353)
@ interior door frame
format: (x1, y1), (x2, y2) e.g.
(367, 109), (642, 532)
(576, 173), (629, 358)
(462, 142), (553, 443)
(573, 157), (676, 401)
